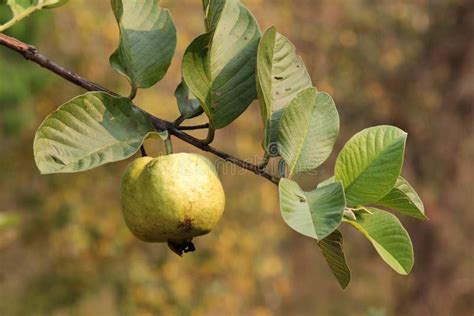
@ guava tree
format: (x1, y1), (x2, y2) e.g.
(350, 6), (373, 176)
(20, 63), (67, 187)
(0, 0), (427, 289)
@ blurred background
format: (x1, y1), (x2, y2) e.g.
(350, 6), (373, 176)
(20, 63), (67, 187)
(0, 0), (473, 315)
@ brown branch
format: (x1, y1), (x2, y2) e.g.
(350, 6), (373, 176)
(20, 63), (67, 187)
(0, 32), (280, 185)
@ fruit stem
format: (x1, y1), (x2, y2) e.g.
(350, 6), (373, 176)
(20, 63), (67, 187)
(140, 145), (147, 157)
(164, 137), (173, 155)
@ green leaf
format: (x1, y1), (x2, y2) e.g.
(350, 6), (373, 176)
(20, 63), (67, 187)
(376, 176), (427, 220)
(317, 176), (336, 188)
(34, 92), (155, 174)
(256, 26), (313, 155)
(335, 125), (407, 206)
(1, 0), (67, 31)
(43, 0), (68, 9)
(7, 0), (67, 12)
(6, 0), (31, 15)
(278, 88), (340, 176)
(175, 81), (203, 120)
(110, 0), (176, 89)
(318, 230), (351, 289)
(182, 0), (261, 129)
(279, 178), (346, 240)
(345, 207), (414, 275)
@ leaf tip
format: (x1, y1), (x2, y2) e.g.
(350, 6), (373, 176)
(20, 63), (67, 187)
(340, 280), (350, 289)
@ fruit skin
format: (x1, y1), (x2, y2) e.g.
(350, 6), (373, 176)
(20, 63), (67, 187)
(120, 153), (225, 243)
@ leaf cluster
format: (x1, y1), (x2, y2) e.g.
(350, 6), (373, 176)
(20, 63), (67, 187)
(0, 0), (426, 289)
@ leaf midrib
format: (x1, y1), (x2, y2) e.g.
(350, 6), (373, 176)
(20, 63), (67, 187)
(288, 97), (314, 176)
(348, 220), (408, 274)
(343, 134), (405, 199)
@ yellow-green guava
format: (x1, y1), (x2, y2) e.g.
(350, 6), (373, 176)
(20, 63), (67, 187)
(120, 153), (225, 254)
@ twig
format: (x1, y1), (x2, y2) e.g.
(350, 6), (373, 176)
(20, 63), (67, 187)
(176, 123), (209, 130)
(128, 85), (137, 100)
(257, 152), (271, 171)
(0, 33), (280, 185)
(173, 115), (185, 126)
(201, 126), (215, 145)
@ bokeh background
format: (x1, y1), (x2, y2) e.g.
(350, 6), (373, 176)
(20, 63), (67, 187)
(0, 0), (473, 315)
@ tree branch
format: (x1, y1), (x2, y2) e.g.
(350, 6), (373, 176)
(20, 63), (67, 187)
(0, 33), (280, 185)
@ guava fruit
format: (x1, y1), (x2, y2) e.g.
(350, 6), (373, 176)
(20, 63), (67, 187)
(120, 153), (225, 255)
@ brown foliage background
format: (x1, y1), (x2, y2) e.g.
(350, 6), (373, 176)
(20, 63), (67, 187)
(0, 0), (473, 315)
